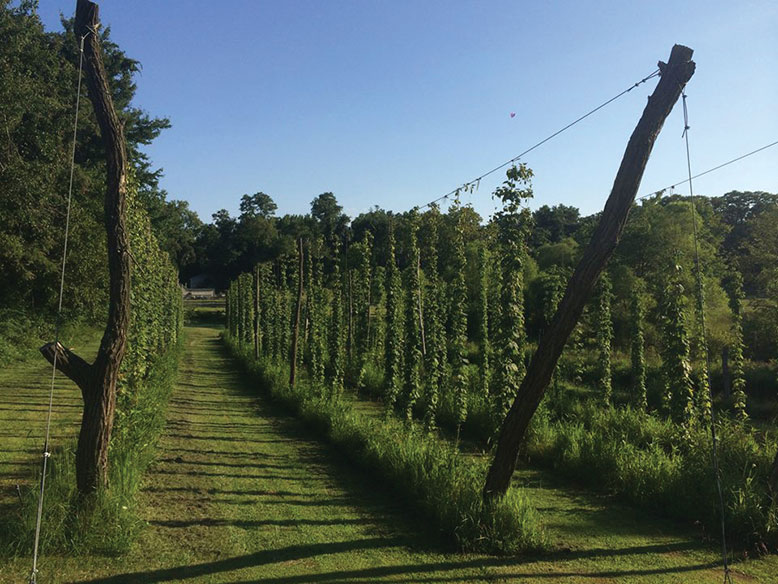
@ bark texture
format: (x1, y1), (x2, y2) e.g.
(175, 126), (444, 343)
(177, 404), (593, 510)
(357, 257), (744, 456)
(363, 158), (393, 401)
(40, 0), (130, 494)
(483, 44), (695, 500)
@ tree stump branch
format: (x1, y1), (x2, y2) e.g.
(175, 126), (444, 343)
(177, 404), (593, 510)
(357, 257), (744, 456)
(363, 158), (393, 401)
(39, 342), (92, 394)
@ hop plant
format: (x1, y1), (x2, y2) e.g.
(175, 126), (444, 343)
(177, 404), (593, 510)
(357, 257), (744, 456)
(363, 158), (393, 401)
(490, 164), (533, 427)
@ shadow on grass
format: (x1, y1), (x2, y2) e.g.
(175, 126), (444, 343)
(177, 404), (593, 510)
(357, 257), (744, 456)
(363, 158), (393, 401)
(75, 538), (716, 584)
(149, 517), (374, 528)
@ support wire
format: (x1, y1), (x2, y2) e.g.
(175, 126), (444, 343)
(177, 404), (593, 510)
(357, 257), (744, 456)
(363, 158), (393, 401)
(29, 33), (88, 584)
(682, 91), (734, 584)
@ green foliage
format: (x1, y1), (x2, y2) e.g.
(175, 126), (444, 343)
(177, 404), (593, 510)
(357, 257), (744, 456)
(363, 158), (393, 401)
(220, 159), (778, 555)
(595, 272), (613, 405)
(630, 280), (648, 410)
(329, 238), (346, 396)
(526, 399), (778, 550)
(0, 310), (48, 366)
(351, 230), (374, 386)
(725, 267), (748, 421)
(490, 165), (533, 426)
(1, 179), (183, 555)
(0, 3), (174, 318)
(226, 336), (548, 555)
(659, 261), (695, 425)
(478, 246), (492, 399)
(384, 222), (405, 413)
(422, 206), (445, 430)
(449, 202), (470, 429)
(309, 238), (326, 388)
(403, 209), (424, 419)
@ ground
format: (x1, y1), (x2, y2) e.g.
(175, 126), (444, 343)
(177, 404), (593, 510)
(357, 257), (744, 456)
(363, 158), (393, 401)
(1, 325), (776, 583)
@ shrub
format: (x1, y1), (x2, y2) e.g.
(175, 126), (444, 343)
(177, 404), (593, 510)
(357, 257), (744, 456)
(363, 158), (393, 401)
(525, 402), (778, 551)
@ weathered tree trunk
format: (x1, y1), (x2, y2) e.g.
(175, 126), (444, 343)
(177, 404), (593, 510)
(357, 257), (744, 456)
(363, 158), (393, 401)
(289, 238), (304, 387)
(483, 44), (695, 501)
(40, 0), (130, 495)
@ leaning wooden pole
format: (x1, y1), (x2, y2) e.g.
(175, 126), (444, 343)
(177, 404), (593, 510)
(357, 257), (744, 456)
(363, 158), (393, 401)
(40, 0), (131, 494)
(289, 238), (304, 387)
(483, 44), (695, 501)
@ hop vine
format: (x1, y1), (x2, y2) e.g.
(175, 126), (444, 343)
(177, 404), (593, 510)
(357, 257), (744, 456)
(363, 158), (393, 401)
(490, 164), (533, 426)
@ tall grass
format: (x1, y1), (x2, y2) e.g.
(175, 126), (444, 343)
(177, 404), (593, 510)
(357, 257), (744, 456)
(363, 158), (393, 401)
(424, 361), (778, 552)
(0, 340), (182, 556)
(526, 400), (778, 551)
(226, 335), (548, 555)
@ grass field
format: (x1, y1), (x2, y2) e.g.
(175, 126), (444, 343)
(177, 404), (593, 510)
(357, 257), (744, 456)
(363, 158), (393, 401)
(1, 325), (777, 583)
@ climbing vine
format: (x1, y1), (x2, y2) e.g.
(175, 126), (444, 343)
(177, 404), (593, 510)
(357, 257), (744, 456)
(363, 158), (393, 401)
(310, 238), (326, 388)
(330, 236), (346, 396)
(422, 205), (445, 430)
(659, 260), (695, 425)
(479, 245), (492, 400)
(595, 272), (613, 405)
(404, 208), (424, 419)
(490, 164), (533, 426)
(726, 267), (748, 421)
(630, 279), (647, 411)
(384, 221), (405, 413)
(449, 200), (470, 431)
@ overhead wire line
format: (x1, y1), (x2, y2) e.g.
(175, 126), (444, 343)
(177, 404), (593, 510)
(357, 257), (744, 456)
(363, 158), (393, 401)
(681, 91), (734, 584)
(419, 68), (661, 210)
(29, 31), (89, 584)
(638, 139), (778, 201)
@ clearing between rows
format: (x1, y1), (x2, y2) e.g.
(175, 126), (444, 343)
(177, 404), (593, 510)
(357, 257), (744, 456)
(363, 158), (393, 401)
(1, 325), (776, 583)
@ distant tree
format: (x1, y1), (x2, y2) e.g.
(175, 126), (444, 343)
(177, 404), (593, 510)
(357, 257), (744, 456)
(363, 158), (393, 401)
(311, 192), (349, 243)
(531, 204), (581, 247)
(240, 192), (277, 219)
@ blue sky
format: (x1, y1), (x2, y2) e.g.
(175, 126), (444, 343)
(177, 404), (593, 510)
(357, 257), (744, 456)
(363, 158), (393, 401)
(37, 0), (777, 222)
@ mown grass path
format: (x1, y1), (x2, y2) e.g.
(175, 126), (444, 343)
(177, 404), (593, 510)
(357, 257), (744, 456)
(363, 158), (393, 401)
(2, 325), (776, 582)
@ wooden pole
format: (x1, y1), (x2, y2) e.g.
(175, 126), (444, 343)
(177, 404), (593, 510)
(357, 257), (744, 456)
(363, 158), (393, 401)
(483, 44), (695, 501)
(289, 239), (304, 387)
(40, 0), (131, 494)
